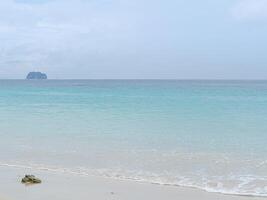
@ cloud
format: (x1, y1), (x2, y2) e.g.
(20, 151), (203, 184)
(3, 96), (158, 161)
(2, 0), (266, 79)
(0, 0), (181, 78)
(0, 0), (139, 77)
(231, 0), (267, 20)
(14, 0), (52, 4)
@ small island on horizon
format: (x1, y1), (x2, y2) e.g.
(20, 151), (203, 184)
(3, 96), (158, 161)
(26, 72), (48, 80)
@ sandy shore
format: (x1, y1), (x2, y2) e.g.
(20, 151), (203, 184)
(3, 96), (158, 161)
(1, 166), (266, 200)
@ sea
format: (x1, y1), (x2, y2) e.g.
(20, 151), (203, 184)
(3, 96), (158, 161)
(0, 80), (267, 196)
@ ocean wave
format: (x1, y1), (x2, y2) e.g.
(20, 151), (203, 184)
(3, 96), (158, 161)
(1, 162), (267, 197)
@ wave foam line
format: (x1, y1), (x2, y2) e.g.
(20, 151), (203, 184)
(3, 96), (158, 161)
(1, 162), (267, 197)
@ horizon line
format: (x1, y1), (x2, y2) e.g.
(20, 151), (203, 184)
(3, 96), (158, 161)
(1, 78), (267, 81)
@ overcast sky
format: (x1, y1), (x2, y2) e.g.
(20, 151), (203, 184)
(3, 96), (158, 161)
(0, 0), (267, 79)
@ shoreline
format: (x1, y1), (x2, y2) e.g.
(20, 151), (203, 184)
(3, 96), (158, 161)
(1, 163), (267, 198)
(1, 166), (267, 200)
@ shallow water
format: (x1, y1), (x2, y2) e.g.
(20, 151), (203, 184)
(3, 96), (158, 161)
(1, 80), (267, 196)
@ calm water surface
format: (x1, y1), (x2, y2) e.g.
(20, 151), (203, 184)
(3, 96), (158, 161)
(0, 80), (267, 196)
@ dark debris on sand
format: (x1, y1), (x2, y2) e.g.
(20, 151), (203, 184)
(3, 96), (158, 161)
(21, 175), (42, 184)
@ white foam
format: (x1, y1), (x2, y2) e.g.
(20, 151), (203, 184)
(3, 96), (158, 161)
(1, 162), (267, 197)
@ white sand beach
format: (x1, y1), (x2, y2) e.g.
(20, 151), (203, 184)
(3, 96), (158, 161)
(1, 0), (267, 198)
(1, 166), (266, 200)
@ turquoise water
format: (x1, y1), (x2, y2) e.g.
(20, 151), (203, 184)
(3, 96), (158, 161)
(1, 80), (267, 196)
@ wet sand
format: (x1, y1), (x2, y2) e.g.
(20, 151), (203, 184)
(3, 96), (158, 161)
(1, 166), (266, 200)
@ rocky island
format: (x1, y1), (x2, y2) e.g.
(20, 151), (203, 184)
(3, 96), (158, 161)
(26, 72), (47, 80)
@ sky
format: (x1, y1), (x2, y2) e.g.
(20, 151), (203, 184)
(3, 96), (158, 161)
(0, 0), (267, 79)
